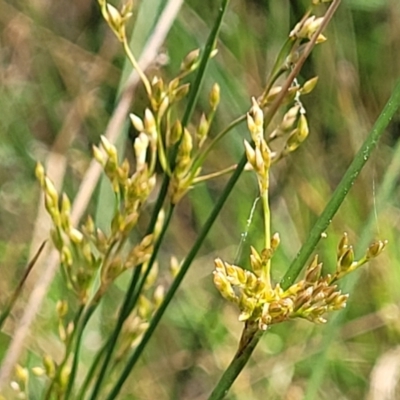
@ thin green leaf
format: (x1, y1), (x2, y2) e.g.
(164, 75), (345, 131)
(281, 79), (400, 290)
(303, 84), (400, 399)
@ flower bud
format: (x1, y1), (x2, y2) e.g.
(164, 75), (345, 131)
(56, 300), (68, 318)
(43, 355), (55, 378)
(170, 120), (182, 145)
(338, 246), (354, 273)
(68, 228), (83, 244)
(129, 113), (145, 132)
(209, 83), (220, 110)
(337, 232), (349, 258)
(170, 256), (180, 277)
(244, 140), (256, 169)
(35, 162), (45, 185)
(153, 285), (165, 307)
(173, 83), (190, 102)
(15, 364), (28, 384)
(32, 367), (45, 377)
(366, 240), (388, 259)
(213, 270), (236, 301)
(271, 232), (280, 251)
(180, 49), (200, 72)
(197, 113), (209, 144)
(92, 145), (106, 166)
(100, 136), (118, 163)
(300, 76), (319, 95)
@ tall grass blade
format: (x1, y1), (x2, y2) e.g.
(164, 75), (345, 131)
(281, 79), (400, 290)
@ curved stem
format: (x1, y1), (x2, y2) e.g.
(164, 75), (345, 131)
(122, 35), (152, 97)
(193, 164), (239, 183)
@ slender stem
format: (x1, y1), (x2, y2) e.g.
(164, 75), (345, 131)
(0, 241), (46, 329)
(281, 78), (400, 290)
(64, 304), (97, 400)
(76, 340), (106, 400)
(191, 114), (247, 176)
(264, 0), (341, 127)
(303, 81), (400, 400)
(208, 330), (263, 400)
(88, 207), (175, 400)
(104, 147), (249, 400)
(122, 35), (152, 97)
(261, 190), (271, 290)
(193, 164), (239, 183)
(207, 3), (343, 398)
(103, 2), (342, 395)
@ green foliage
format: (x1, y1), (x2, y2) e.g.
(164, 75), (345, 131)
(1, 0), (399, 399)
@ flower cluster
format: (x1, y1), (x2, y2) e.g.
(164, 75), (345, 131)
(213, 5), (387, 333)
(36, 136), (158, 305)
(214, 237), (387, 331)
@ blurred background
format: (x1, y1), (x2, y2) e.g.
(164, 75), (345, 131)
(1, 0), (400, 399)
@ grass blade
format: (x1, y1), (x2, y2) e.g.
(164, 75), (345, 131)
(281, 79), (400, 290)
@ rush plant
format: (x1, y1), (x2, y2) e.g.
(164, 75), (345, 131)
(1, 0), (399, 399)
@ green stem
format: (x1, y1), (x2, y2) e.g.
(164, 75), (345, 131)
(208, 330), (263, 400)
(190, 114), (246, 176)
(122, 35), (152, 97)
(0, 241), (45, 330)
(103, 2), (339, 395)
(261, 189), (271, 290)
(86, 3), (232, 398)
(76, 340), (106, 400)
(44, 304), (85, 400)
(81, 166), (169, 400)
(281, 79), (400, 290)
(104, 150), (248, 400)
(64, 304), (97, 400)
(303, 82), (400, 399)
(87, 206), (175, 400)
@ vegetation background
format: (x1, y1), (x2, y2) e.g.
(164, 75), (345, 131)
(1, 0), (399, 399)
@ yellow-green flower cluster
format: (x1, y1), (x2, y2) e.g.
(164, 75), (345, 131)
(98, 0), (133, 42)
(96, 1), (226, 208)
(256, 76), (318, 164)
(334, 232), (387, 281)
(290, 16), (327, 44)
(168, 83), (221, 204)
(214, 236), (387, 330)
(36, 134), (158, 303)
(244, 98), (271, 195)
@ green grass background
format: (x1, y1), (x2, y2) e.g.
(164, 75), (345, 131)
(1, 0), (400, 399)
